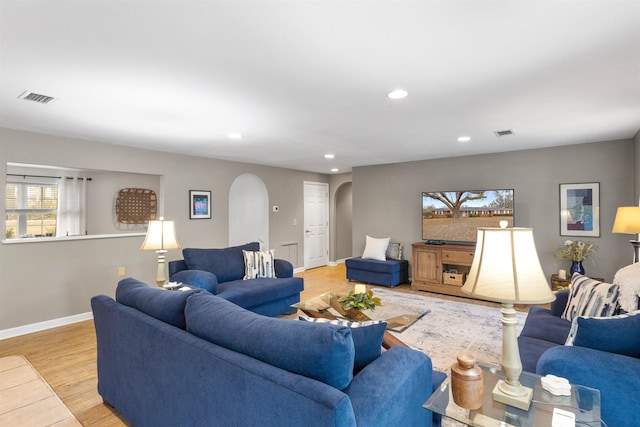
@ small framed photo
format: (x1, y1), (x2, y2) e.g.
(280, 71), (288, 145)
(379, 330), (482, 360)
(559, 182), (600, 237)
(189, 190), (211, 219)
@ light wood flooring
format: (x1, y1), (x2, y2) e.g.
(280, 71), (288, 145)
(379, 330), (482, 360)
(0, 263), (513, 426)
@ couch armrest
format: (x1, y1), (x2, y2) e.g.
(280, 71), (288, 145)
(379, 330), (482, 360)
(537, 345), (640, 427)
(274, 259), (293, 278)
(550, 289), (570, 317)
(344, 346), (434, 427)
(170, 270), (219, 294)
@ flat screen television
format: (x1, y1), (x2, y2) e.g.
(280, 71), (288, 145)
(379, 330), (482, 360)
(422, 189), (514, 245)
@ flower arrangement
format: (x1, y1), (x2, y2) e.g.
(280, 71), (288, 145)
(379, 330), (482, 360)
(554, 240), (597, 262)
(338, 289), (382, 311)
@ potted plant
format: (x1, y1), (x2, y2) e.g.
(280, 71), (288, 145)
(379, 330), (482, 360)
(554, 240), (597, 276)
(338, 289), (382, 312)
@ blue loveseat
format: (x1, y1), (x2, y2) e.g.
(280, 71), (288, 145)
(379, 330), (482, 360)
(518, 289), (640, 427)
(169, 241), (303, 316)
(92, 278), (441, 427)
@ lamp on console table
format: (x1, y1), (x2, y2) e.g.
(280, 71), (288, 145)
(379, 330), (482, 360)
(140, 217), (181, 287)
(612, 206), (640, 263)
(461, 223), (555, 411)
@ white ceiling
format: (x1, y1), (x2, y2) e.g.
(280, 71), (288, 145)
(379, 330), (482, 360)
(1, 1), (639, 174)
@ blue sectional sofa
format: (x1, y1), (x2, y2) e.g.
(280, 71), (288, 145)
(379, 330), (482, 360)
(345, 257), (409, 287)
(168, 241), (303, 316)
(92, 279), (441, 427)
(518, 289), (640, 427)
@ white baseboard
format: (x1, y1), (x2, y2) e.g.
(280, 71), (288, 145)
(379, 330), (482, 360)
(293, 267), (306, 274)
(329, 259), (347, 266)
(0, 312), (93, 340)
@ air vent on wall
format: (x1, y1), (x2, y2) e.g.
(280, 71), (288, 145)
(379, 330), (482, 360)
(18, 91), (57, 104)
(493, 129), (515, 137)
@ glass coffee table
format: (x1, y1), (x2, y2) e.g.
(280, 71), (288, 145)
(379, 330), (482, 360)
(423, 361), (601, 427)
(292, 292), (429, 348)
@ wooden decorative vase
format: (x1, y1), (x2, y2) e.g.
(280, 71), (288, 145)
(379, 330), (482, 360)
(451, 353), (483, 410)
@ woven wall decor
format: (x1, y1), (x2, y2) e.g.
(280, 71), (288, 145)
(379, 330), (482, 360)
(116, 188), (157, 224)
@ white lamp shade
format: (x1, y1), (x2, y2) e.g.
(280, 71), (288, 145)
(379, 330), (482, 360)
(140, 219), (181, 251)
(612, 206), (640, 234)
(462, 227), (555, 304)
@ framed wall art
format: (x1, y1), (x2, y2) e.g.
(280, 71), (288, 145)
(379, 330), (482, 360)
(559, 182), (600, 237)
(189, 190), (211, 219)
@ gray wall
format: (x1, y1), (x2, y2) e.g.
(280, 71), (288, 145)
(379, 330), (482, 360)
(352, 139), (636, 282)
(635, 130), (640, 203)
(0, 127), (327, 330)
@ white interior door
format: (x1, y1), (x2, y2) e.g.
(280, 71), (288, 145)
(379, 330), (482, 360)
(304, 181), (329, 269)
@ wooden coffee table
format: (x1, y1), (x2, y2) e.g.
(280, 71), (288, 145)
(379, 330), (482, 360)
(292, 292), (426, 349)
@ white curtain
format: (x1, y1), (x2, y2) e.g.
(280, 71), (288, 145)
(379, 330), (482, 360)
(56, 177), (87, 237)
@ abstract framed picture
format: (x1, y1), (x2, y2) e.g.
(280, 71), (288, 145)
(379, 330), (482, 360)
(559, 182), (600, 237)
(189, 190), (211, 219)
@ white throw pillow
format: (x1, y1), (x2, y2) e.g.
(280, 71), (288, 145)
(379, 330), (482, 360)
(613, 263), (640, 312)
(362, 235), (390, 261)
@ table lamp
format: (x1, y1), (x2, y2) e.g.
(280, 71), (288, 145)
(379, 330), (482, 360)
(140, 217), (181, 287)
(461, 224), (555, 410)
(612, 206), (640, 263)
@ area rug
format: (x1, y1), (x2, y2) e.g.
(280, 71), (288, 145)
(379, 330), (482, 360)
(0, 355), (82, 426)
(372, 288), (528, 373)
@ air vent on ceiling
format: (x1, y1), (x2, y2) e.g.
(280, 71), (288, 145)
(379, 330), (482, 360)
(493, 129), (515, 137)
(18, 91), (57, 104)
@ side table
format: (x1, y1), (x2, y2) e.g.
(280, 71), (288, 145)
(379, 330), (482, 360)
(550, 274), (604, 291)
(423, 361), (601, 427)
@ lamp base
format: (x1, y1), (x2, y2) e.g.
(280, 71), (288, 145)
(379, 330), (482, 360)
(492, 380), (532, 411)
(630, 240), (640, 263)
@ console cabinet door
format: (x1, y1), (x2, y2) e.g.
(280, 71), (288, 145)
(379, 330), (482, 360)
(414, 248), (441, 283)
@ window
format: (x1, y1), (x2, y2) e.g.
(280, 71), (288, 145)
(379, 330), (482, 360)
(5, 181), (58, 239)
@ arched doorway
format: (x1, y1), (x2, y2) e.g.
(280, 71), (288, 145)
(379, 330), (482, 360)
(335, 182), (353, 261)
(229, 174), (269, 249)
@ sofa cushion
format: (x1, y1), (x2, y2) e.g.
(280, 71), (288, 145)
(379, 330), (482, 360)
(362, 235), (390, 261)
(299, 317), (387, 373)
(183, 242), (260, 283)
(519, 307), (571, 345)
(216, 277), (304, 309)
(115, 278), (203, 329)
(565, 310), (640, 358)
(518, 335), (561, 373)
(561, 274), (620, 321)
(243, 249), (276, 279)
(185, 293), (355, 390)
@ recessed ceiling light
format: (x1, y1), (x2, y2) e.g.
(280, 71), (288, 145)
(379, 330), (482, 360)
(387, 89), (408, 99)
(331, 168), (339, 172)
(324, 154), (335, 159)
(227, 133), (242, 139)
(457, 136), (471, 142)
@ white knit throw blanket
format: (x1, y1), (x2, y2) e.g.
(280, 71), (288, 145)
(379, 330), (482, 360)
(614, 263), (640, 312)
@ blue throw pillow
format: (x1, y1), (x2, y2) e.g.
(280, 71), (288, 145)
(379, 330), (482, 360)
(115, 278), (203, 329)
(183, 242), (260, 283)
(299, 317), (387, 373)
(565, 310), (640, 358)
(185, 293), (355, 390)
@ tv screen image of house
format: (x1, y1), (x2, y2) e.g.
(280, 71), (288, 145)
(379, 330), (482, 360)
(422, 189), (514, 243)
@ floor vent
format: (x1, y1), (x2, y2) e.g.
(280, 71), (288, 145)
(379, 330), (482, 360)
(18, 91), (57, 104)
(493, 129), (515, 137)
